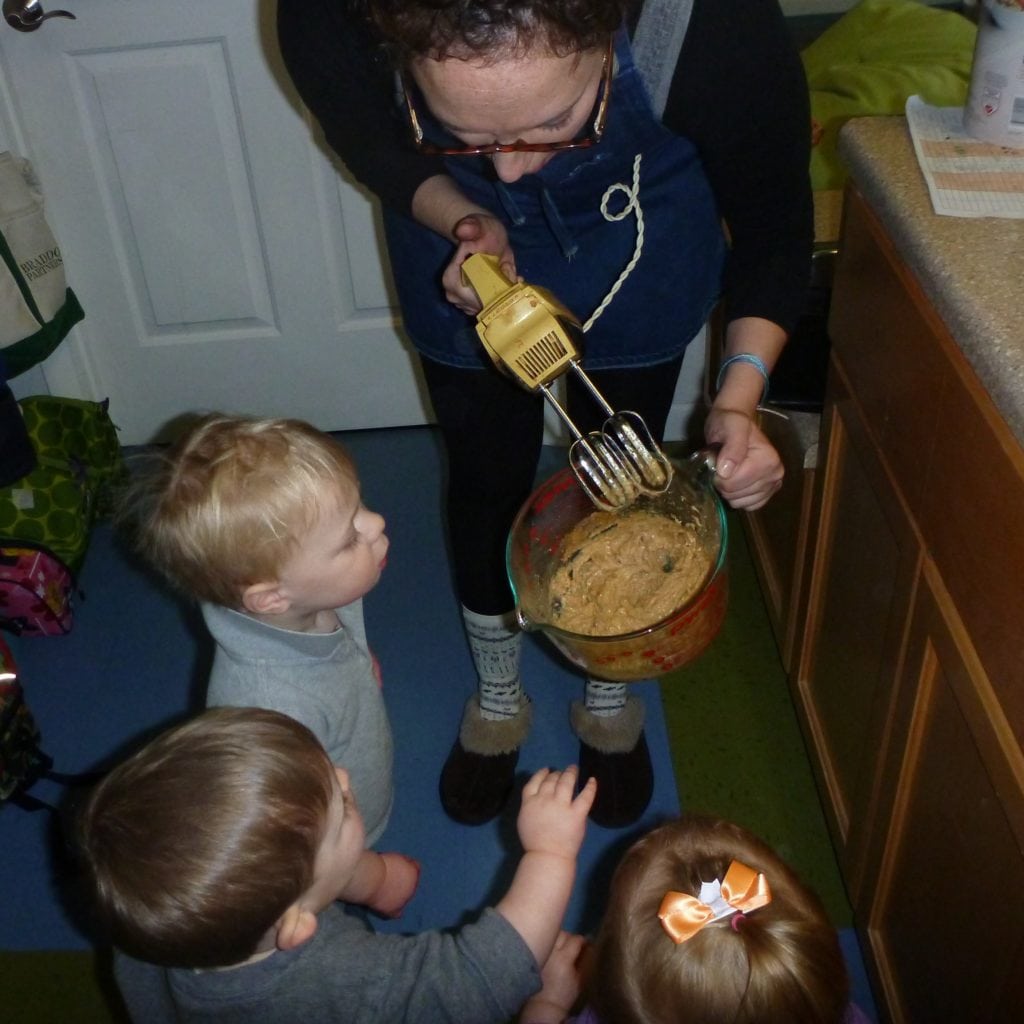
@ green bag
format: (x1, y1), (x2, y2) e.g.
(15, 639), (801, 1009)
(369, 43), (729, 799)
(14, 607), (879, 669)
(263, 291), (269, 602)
(0, 396), (127, 573)
(18, 395), (128, 517)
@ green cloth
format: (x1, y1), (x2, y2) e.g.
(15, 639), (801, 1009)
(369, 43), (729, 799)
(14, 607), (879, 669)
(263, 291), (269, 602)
(803, 0), (977, 190)
(659, 509), (852, 926)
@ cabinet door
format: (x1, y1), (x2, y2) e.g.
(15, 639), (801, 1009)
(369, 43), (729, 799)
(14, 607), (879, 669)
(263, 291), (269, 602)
(863, 563), (1024, 1024)
(794, 361), (920, 890)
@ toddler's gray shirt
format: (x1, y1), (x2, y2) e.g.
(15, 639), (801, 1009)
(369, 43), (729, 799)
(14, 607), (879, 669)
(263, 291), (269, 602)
(203, 599), (394, 845)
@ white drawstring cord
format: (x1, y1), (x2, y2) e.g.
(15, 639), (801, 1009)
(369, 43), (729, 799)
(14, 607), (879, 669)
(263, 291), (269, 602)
(582, 152), (644, 333)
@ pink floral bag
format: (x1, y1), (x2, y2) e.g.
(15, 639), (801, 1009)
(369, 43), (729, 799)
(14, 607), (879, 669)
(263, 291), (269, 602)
(0, 541), (73, 636)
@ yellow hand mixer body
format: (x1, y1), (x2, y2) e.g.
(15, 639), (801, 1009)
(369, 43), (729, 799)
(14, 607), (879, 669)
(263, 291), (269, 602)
(460, 252), (673, 511)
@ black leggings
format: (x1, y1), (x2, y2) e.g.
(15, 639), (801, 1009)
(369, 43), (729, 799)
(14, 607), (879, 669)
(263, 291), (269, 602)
(421, 354), (687, 614)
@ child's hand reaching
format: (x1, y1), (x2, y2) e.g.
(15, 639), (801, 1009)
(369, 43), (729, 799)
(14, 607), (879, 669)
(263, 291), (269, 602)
(519, 930), (588, 1023)
(517, 766), (596, 860)
(365, 852), (421, 918)
(495, 766), (595, 969)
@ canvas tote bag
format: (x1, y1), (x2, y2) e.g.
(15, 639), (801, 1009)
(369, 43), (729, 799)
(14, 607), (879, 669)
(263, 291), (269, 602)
(0, 151), (84, 377)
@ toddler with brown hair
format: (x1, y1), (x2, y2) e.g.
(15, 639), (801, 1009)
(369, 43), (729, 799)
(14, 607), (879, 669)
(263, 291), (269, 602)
(77, 706), (597, 1023)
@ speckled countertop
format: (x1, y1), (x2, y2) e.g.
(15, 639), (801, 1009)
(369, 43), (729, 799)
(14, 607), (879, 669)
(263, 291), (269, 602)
(838, 116), (1024, 446)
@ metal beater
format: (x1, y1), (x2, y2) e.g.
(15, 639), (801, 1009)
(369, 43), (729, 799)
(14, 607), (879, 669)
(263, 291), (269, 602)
(461, 253), (673, 511)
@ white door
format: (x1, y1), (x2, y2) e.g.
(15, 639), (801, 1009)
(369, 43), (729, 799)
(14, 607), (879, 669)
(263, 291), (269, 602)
(0, 0), (431, 444)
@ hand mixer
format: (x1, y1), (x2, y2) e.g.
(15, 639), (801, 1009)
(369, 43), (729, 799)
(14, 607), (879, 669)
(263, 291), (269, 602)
(460, 252), (674, 511)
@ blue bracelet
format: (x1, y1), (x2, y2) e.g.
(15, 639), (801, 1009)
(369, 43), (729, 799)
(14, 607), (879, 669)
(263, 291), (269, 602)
(716, 353), (770, 404)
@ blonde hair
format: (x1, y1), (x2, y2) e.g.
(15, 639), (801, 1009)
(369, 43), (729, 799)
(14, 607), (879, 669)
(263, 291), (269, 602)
(77, 707), (336, 968)
(587, 816), (849, 1024)
(120, 414), (358, 607)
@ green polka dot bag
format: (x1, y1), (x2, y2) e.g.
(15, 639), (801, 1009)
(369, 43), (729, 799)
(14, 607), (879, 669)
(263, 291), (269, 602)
(0, 395), (126, 575)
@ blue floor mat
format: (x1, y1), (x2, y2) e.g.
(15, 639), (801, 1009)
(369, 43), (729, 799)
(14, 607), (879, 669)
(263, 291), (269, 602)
(3, 424), (879, 1021)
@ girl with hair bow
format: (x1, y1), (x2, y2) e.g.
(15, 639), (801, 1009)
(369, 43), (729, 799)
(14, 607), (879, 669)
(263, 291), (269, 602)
(520, 814), (873, 1024)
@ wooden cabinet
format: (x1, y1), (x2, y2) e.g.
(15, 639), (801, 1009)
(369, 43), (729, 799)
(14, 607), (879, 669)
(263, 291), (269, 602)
(792, 185), (1024, 1023)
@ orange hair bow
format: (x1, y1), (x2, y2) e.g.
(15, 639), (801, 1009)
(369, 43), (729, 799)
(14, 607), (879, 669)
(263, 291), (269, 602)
(658, 860), (771, 944)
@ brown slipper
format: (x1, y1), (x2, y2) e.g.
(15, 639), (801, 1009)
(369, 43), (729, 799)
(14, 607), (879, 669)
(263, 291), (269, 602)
(571, 696), (653, 828)
(439, 697), (532, 825)
(578, 731), (654, 829)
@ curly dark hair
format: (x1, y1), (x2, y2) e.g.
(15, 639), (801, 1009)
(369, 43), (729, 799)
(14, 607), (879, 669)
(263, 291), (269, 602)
(351, 0), (634, 60)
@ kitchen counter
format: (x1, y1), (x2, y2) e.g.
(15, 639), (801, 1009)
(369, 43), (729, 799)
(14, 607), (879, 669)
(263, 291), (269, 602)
(790, 117), (1024, 1023)
(837, 116), (1024, 445)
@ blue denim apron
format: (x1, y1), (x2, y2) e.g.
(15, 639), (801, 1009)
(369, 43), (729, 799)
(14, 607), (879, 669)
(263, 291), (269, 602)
(382, 28), (725, 371)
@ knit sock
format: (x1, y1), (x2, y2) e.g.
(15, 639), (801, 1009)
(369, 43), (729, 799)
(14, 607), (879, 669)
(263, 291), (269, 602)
(584, 678), (628, 718)
(463, 607), (526, 721)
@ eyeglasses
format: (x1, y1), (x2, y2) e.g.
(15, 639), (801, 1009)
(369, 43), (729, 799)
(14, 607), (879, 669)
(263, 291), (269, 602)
(402, 37), (613, 157)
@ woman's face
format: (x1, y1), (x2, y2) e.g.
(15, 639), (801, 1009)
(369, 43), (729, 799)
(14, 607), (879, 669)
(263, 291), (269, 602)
(410, 44), (607, 183)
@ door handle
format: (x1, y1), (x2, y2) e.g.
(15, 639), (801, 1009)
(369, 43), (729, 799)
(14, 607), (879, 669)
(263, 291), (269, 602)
(3, 0), (75, 31)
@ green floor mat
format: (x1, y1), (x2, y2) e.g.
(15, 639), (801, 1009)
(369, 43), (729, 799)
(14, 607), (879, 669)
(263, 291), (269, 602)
(659, 509), (852, 926)
(1, 950), (129, 1024)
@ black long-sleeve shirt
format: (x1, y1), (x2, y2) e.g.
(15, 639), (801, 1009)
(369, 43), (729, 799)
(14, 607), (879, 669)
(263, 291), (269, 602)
(276, 0), (813, 333)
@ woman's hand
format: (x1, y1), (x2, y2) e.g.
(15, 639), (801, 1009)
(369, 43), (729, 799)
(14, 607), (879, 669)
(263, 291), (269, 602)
(410, 175), (517, 315)
(441, 212), (517, 315)
(704, 406), (783, 511)
(709, 317), (788, 510)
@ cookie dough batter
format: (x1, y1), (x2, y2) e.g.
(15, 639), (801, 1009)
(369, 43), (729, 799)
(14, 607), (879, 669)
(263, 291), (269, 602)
(547, 508), (712, 636)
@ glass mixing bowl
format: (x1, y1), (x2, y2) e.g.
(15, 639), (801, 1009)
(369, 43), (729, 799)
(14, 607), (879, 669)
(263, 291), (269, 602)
(506, 454), (728, 681)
